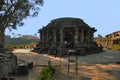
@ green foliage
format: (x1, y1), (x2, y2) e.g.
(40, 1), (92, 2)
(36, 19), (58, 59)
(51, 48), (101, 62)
(4, 37), (37, 49)
(38, 61), (55, 80)
(0, 0), (43, 29)
(0, 0), (43, 46)
(5, 36), (38, 46)
(111, 44), (120, 51)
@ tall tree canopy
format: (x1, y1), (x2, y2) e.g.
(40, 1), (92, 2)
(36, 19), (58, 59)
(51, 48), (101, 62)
(0, 0), (43, 46)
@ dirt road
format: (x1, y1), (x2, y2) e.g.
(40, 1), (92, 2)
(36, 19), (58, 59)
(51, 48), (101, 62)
(12, 49), (120, 80)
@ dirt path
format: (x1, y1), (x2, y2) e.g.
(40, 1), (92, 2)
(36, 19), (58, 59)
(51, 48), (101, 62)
(55, 50), (120, 80)
(11, 49), (120, 80)
(11, 49), (62, 80)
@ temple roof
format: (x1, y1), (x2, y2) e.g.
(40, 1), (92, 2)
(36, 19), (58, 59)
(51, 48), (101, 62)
(45, 17), (90, 28)
(39, 17), (96, 32)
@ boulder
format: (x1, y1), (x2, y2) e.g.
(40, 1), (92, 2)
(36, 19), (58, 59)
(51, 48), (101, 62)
(16, 63), (29, 75)
(0, 44), (3, 48)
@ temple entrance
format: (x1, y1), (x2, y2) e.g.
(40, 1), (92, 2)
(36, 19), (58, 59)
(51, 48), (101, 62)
(63, 27), (75, 48)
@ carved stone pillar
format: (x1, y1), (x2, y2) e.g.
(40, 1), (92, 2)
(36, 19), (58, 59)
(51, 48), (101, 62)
(60, 28), (63, 47)
(53, 30), (56, 47)
(86, 30), (89, 42)
(75, 28), (79, 45)
(74, 28), (79, 48)
(81, 29), (84, 42)
(46, 31), (48, 43)
(41, 31), (44, 45)
(88, 30), (91, 42)
(54, 30), (56, 43)
(44, 31), (46, 44)
(43, 31), (45, 45)
(90, 31), (94, 41)
(40, 31), (42, 43)
(47, 31), (49, 45)
(46, 32), (48, 44)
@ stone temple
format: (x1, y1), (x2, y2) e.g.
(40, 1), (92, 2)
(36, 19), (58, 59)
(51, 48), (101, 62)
(36, 17), (102, 55)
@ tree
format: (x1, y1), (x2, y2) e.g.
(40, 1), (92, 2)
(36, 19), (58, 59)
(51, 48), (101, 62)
(0, 0), (4, 10)
(0, 0), (43, 46)
(11, 32), (16, 38)
(17, 34), (22, 38)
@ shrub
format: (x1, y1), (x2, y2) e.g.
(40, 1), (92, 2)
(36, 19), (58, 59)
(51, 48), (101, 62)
(111, 44), (120, 51)
(38, 60), (55, 80)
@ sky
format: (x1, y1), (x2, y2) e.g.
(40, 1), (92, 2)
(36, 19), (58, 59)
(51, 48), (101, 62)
(5, 0), (120, 37)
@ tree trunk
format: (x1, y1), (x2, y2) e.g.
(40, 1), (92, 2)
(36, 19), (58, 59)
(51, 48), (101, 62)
(0, 28), (5, 46)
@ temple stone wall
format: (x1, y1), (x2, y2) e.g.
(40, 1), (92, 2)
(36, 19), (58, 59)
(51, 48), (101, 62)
(39, 26), (96, 49)
(36, 18), (101, 54)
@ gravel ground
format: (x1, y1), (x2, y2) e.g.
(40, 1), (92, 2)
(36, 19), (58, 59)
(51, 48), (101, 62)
(11, 49), (120, 80)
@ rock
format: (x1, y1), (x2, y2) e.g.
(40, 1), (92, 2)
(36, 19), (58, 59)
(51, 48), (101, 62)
(0, 52), (17, 76)
(27, 62), (33, 69)
(16, 63), (29, 75)
(0, 44), (3, 48)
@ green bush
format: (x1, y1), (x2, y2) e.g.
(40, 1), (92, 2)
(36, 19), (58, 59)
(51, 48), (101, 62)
(38, 61), (55, 80)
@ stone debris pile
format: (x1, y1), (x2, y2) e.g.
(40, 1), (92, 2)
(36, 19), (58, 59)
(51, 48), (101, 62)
(0, 52), (17, 76)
